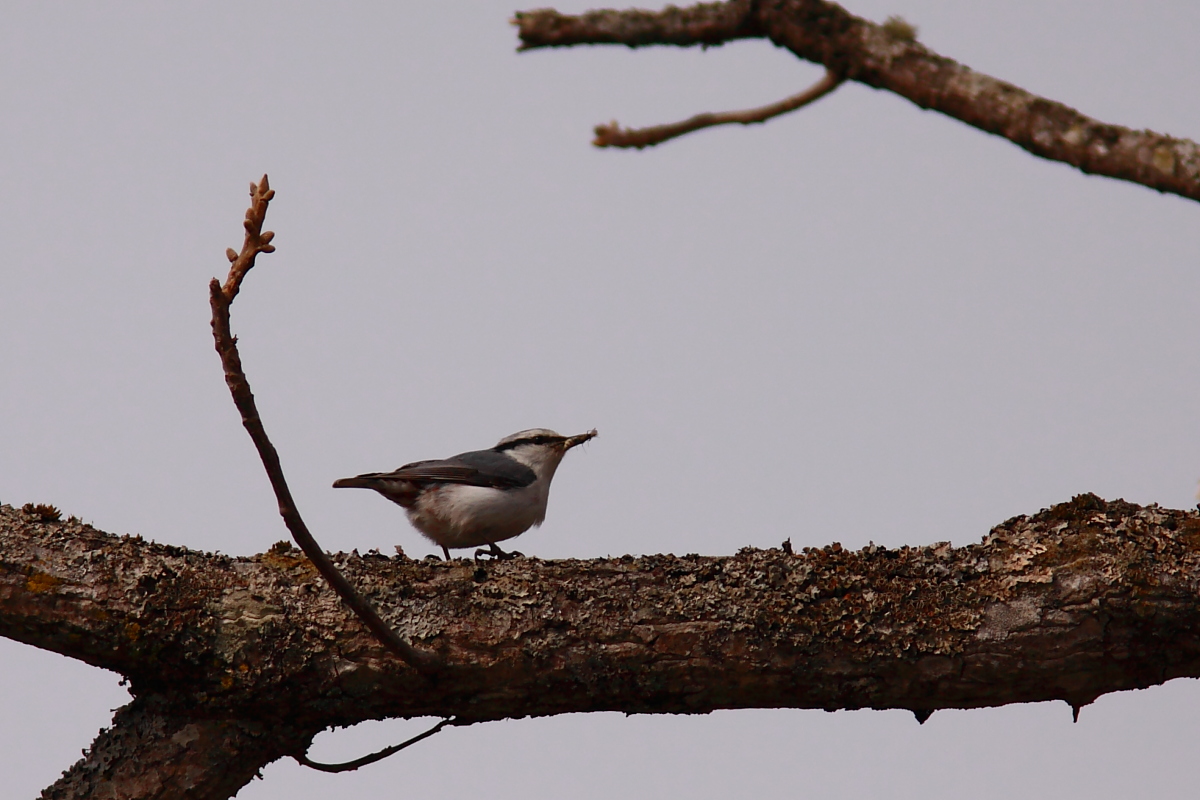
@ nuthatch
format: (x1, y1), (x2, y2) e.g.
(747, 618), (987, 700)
(333, 428), (597, 559)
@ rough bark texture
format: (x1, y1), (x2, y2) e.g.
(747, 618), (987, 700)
(5, 494), (1200, 797)
(40, 696), (305, 800)
(515, 1), (1200, 203)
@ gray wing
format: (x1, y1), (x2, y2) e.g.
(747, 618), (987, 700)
(373, 449), (536, 489)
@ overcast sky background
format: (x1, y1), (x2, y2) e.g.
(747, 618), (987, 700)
(2, 1), (1199, 797)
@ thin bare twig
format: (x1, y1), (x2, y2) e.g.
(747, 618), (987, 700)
(594, 70), (842, 148)
(295, 718), (464, 773)
(209, 176), (441, 677)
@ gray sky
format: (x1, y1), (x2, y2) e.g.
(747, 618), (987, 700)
(2, 1), (1199, 797)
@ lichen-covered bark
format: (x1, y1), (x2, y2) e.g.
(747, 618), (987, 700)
(40, 695), (305, 800)
(514, 1), (759, 49)
(4, 494), (1200, 798)
(515, 1), (1200, 203)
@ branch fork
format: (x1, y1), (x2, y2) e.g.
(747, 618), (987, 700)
(516, 1), (1200, 202)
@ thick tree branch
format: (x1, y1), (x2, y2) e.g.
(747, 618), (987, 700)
(7, 493), (1200, 796)
(208, 177), (440, 677)
(40, 695), (306, 800)
(6, 493), (1200, 732)
(515, 2), (1200, 202)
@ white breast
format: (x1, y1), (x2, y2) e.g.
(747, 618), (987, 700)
(406, 481), (551, 549)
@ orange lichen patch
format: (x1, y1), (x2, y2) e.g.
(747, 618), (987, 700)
(125, 622), (141, 641)
(259, 541), (318, 575)
(221, 675), (235, 690)
(26, 571), (62, 594)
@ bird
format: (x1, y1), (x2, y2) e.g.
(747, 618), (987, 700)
(333, 428), (597, 560)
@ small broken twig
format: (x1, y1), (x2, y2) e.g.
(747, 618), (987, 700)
(593, 70), (842, 149)
(295, 718), (465, 773)
(209, 176), (440, 677)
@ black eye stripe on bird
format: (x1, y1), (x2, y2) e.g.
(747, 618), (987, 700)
(333, 428), (597, 560)
(493, 433), (563, 451)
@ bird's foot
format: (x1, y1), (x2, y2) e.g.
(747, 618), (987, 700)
(474, 543), (523, 561)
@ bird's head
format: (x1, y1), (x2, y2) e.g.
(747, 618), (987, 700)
(493, 428), (597, 476)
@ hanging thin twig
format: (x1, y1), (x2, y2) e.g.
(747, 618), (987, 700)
(295, 718), (466, 773)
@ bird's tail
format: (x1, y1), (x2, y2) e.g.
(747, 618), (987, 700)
(332, 476), (376, 489)
(332, 473), (419, 507)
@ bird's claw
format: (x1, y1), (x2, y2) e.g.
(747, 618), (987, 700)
(474, 544), (523, 561)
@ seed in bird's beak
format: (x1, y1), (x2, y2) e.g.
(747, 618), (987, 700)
(564, 429), (598, 449)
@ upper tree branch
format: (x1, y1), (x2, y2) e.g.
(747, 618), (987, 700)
(516, 2), (1200, 202)
(515, 1), (761, 49)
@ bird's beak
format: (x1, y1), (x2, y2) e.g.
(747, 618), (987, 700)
(563, 429), (598, 449)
